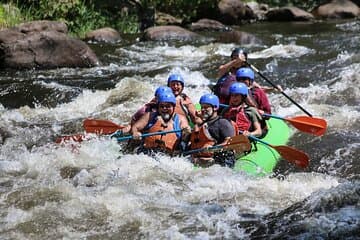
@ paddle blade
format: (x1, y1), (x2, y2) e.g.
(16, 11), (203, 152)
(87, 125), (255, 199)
(83, 119), (125, 134)
(271, 145), (309, 168)
(287, 116), (327, 136)
(55, 134), (85, 143)
(223, 135), (252, 154)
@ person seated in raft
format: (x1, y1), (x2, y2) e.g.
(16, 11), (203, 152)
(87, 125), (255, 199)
(221, 82), (264, 138)
(167, 73), (202, 125)
(236, 67), (271, 114)
(187, 94), (236, 168)
(235, 68), (272, 132)
(213, 48), (282, 104)
(213, 48), (248, 105)
(120, 86), (172, 135)
(131, 92), (191, 155)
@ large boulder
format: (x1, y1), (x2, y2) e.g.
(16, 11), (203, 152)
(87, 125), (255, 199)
(217, 0), (257, 24)
(142, 25), (202, 41)
(312, 0), (360, 19)
(266, 7), (315, 21)
(84, 27), (122, 43)
(0, 20), (99, 69)
(189, 18), (232, 32)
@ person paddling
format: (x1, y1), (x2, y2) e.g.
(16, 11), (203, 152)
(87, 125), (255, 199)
(167, 74), (202, 125)
(131, 92), (191, 155)
(121, 86), (172, 134)
(188, 94), (236, 168)
(235, 67), (272, 116)
(221, 82), (263, 138)
(213, 48), (282, 104)
(214, 48), (248, 104)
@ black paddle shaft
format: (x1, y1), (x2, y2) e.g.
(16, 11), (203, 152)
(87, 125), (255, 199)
(247, 62), (313, 117)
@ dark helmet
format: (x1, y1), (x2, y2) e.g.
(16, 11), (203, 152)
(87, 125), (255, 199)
(231, 48), (248, 60)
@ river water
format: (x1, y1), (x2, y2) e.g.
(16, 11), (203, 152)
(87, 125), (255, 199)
(0, 19), (359, 239)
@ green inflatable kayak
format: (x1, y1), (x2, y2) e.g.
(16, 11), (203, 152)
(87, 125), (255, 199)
(234, 118), (290, 176)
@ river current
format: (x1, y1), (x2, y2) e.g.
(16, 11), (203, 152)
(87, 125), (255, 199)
(0, 20), (359, 239)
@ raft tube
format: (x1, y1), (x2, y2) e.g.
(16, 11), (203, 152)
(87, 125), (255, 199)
(234, 118), (290, 176)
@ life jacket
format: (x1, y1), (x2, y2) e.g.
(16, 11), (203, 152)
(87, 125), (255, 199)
(189, 123), (216, 158)
(174, 93), (196, 125)
(222, 106), (251, 132)
(143, 113), (181, 152)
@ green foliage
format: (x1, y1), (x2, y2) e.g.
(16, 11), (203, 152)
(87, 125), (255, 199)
(139, 0), (219, 23)
(0, 3), (24, 28)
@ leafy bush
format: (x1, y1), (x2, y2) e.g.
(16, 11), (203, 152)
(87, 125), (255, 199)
(0, 3), (24, 28)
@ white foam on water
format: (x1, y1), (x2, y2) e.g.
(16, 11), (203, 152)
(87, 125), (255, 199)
(250, 44), (315, 59)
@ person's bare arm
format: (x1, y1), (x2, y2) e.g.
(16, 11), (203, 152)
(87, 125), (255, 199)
(131, 112), (151, 139)
(178, 114), (191, 141)
(218, 54), (246, 77)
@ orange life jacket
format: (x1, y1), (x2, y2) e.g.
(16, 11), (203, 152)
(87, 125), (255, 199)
(143, 113), (180, 152)
(174, 94), (194, 121)
(189, 123), (216, 158)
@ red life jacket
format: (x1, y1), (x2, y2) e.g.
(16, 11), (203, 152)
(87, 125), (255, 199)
(222, 106), (251, 132)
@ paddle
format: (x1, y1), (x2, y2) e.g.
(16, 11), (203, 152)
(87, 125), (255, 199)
(83, 119), (126, 134)
(243, 133), (309, 168)
(55, 119), (126, 143)
(262, 113), (327, 136)
(183, 135), (252, 156)
(219, 104), (326, 136)
(115, 129), (182, 142)
(246, 61), (313, 117)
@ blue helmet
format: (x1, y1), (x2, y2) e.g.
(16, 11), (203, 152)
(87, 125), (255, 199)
(154, 86), (172, 97)
(231, 48), (248, 60)
(157, 92), (176, 105)
(236, 67), (254, 82)
(199, 94), (219, 109)
(167, 74), (184, 87)
(229, 82), (248, 96)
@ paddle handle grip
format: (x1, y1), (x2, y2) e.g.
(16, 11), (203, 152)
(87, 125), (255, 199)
(238, 130), (269, 147)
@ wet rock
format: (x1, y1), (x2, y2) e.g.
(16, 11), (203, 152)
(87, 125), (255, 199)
(84, 27), (122, 43)
(312, 0), (360, 19)
(189, 18), (232, 32)
(266, 7), (315, 21)
(217, 0), (257, 24)
(14, 20), (68, 34)
(0, 20), (99, 69)
(142, 25), (202, 41)
(60, 166), (82, 179)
